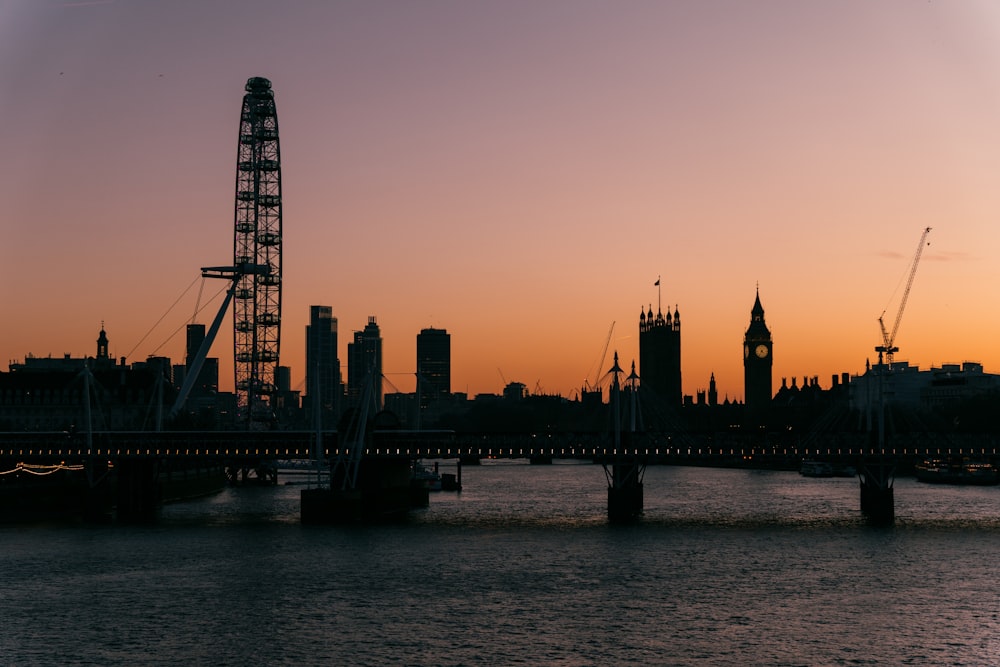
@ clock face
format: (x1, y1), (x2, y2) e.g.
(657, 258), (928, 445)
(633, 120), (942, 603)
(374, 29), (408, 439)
(744, 344), (749, 359)
(755, 344), (769, 358)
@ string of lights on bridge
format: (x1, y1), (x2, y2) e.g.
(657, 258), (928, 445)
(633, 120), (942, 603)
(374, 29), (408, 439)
(0, 462), (85, 477)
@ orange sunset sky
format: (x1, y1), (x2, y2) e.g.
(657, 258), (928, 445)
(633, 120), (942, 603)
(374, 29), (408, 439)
(2, 1), (999, 402)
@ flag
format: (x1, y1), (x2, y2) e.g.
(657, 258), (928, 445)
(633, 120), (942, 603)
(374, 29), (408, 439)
(654, 279), (660, 286)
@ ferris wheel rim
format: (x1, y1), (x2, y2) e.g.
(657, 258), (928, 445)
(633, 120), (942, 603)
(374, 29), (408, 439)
(232, 76), (282, 426)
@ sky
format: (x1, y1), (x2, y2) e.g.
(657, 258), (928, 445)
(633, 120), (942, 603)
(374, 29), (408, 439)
(2, 0), (1000, 402)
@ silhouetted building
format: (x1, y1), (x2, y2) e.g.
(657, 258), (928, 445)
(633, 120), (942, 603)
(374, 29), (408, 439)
(306, 306), (341, 429)
(580, 386), (604, 409)
(416, 328), (450, 410)
(170, 323), (220, 427)
(0, 325), (172, 431)
(743, 288), (773, 410)
(186, 324), (205, 366)
(271, 365), (301, 425)
(639, 301), (682, 405)
(173, 324), (219, 397)
(708, 372), (718, 407)
(850, 361), (998, 410)
(383, 391), (417, 427)
(773, 376), (826, 407)
(347, 316), (383, 411)
(96, 325), (110, 362)
(503, 382), (527, 401)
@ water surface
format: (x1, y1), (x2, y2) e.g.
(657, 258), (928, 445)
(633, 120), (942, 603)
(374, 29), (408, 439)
(2, 464), (998, 666)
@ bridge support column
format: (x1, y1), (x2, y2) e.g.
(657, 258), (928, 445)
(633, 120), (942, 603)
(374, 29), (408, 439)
(605, 459), (644, 523)
(859, 459), (894, 525)
(116, 459), (162, 522)
(440, 459), (462, 491)
(302, 457), (413, 523)
(83, 459), (113, 522)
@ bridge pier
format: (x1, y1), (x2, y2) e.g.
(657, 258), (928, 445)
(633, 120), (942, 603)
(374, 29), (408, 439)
(81, 459), (113, 522)
(115, 459), (162, 522)
(859, 459), (894, 525)
(441, 459), (462, 491)
(302, 456), (414, 523)
(605, 459), (644, 522)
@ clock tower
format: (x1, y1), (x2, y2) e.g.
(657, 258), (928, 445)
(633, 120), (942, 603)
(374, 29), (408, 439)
(743, 288), (773, 410)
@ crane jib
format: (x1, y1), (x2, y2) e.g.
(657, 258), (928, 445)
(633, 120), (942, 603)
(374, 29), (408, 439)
(877, 226), (931, 366)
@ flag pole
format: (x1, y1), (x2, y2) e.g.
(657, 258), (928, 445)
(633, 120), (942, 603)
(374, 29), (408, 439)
(656, 275), (661, 315)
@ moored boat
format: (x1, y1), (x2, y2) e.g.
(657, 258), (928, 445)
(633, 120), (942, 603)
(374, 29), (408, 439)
(413, 461), (442, 491)
(800, 460), (834, 477)
(914, 458), (999, 485)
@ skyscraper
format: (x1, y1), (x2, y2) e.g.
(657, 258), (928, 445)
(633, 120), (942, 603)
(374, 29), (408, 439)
(416, 327), (451, 410)
(743, 288), (773, 410)
(639, 297), (682, 406)
(347, 316), (383, 411)
(185, 324), (205, 367)
(306, 306), (340, 429)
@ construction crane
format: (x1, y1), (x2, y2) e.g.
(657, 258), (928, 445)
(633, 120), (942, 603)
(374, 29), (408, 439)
(876, 227), (931, 368)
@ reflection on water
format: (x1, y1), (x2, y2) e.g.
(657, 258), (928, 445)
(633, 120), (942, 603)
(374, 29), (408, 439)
(2, 464), (999, 666)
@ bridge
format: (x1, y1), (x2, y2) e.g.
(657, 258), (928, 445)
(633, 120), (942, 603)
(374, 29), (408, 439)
(1, 429), (998, 462)
(3, 429), (998, 525)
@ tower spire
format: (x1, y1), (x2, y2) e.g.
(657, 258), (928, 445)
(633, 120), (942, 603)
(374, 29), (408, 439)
(96, 323), (109, 361)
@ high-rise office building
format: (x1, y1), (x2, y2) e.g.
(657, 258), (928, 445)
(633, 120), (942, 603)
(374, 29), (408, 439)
(416, 327), (451, 410)
(186, 324), (205, 366)
(175, 323), (218, 396)
(347, 316), (383, 411)
(305, 306), (340, 428)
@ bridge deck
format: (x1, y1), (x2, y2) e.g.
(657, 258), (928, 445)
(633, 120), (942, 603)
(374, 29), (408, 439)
(1, 430), (997, 462)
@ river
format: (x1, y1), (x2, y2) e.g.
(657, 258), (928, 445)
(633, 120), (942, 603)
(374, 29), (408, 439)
(1, 462), (998, 666)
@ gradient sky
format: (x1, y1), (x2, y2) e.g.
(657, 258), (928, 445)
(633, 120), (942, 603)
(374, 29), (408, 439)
(2, 0), (999, 402)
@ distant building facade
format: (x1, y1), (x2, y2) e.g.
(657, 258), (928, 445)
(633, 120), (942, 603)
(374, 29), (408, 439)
(416, 328), (451, 410)
(850, 361), (998, 410)
(172, 323), (219, 398)
(305, 305), (341, 429)
(347, 316), (383, 411)
(271, 364), (301, 426)
(169, 323), (222, 426)
(743, 289), (773, 410)
(0, 326), (171, 431)
(639, 301), (682, 406)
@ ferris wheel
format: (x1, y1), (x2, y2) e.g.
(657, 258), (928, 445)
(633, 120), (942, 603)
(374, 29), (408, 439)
(233, 77), (282, 425)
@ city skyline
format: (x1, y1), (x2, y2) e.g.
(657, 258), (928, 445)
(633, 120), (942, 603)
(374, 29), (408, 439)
(3, 1), (1000, 401)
